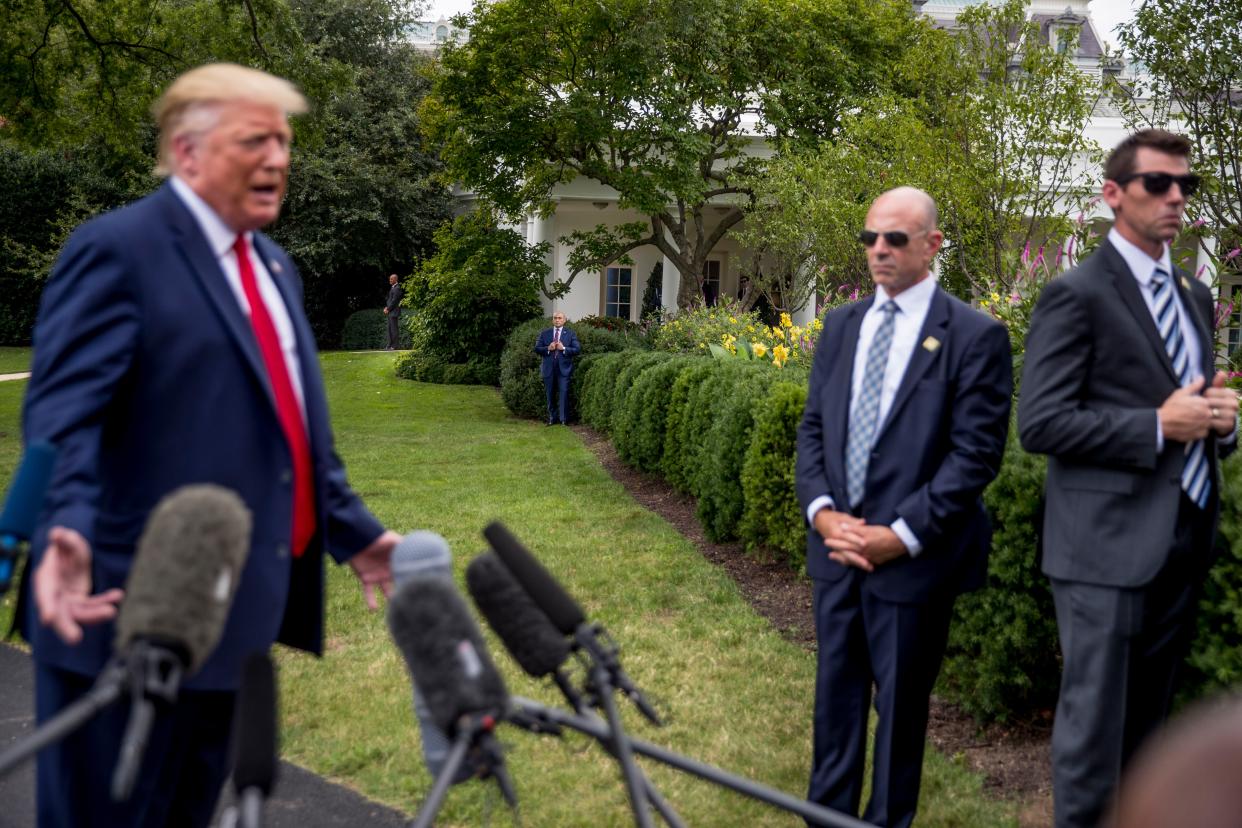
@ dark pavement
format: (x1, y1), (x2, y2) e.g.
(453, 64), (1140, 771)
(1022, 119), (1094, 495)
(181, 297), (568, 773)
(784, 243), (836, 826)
(0, 644), (409, 828)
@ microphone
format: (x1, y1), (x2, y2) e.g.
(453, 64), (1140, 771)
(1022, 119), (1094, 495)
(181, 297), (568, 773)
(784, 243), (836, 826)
(390, 531), (475, 783)
(111, 484), (253, 801)
(229, 651), (279, 828)
(466, 551), (572, 675)
(0, 441), (57, 595)
(481, 521), (584, 634)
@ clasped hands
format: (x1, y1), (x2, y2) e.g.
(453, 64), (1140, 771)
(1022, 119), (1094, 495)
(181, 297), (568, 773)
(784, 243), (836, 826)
(812, 509), (907, 572)
(1159, 371), (1239, 443)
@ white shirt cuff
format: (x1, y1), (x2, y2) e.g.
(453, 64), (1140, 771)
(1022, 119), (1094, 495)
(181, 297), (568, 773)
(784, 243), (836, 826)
(806, 495), (835, 526)
(892, 518), (922, 557)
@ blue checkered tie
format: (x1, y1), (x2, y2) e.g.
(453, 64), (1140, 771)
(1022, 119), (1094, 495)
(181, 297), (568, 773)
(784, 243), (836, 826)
(846, 302), (899, 508)
(1152, 267), (1210, 508)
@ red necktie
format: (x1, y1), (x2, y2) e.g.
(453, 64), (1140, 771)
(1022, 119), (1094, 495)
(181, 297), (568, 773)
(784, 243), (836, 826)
(553, 327), (560, 358)
(234, 235), (316, 557)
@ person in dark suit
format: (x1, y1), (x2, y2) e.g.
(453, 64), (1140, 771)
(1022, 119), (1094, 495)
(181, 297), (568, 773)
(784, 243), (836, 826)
(19, 63), (401, 827)
(384, 273), (404, 350)
(1018, 129), (1237, 828)
(534, 311), (580, 425)
(795, 186), (1012, 828)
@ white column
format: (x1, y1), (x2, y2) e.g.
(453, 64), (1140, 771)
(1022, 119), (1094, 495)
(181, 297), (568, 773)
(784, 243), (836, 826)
(1197, 234), (1218, 285)
(529, 211), (556, 314)
(660, 254), (679, 312)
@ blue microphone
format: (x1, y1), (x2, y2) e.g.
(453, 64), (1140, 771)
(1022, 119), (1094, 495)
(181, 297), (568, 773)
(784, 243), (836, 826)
(0, 441), (58, 595)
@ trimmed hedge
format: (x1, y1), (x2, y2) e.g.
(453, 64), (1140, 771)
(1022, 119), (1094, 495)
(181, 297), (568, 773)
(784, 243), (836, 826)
(696, 363), (784, 542)
(610, 351), (675, 449)
(662, 359), (727, 493)
(579, 351), (630, 432)
(938, 422), (1059, 722)
(499, 317), (634, 421)
(342, 308), (412, 350)
(739, 381), (809, 568)
(394, 350), (498, 385)
(614, 355), (700, 473)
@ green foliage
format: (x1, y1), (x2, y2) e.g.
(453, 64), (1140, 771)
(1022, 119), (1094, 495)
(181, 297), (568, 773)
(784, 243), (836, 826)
(609, 352), (675, 461)
(939, 423), (1059, 722)
(1183, 453), (1242, 696)
(393, 350), (496, 386)
(406, 211), (545, 376)
(499, 316), (636, 420)
(661, 359), (725, 492)
(578, 352), (630, 433)
(341, 308), (410, 350)
(641, 262), (663, 319)
(426, 0), (925, 306)
(739, 381), (810, 567)
(577, 314), (642, 335)
(652, 301), (767, 354)
(615, 356), (702, 474)
(696, 363), (783, 541)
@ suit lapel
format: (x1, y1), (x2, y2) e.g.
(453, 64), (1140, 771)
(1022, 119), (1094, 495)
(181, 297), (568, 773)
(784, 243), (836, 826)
(1104, 241), (1180, 385)
(875, 286), (948, 442)
(160, 186), (273, 407)
(1173, 268), (1215, 379)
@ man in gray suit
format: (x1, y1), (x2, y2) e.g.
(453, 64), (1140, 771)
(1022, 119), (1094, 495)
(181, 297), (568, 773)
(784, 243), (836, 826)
(384, 273), (403, 350)
(1019, 129), (1238, 828)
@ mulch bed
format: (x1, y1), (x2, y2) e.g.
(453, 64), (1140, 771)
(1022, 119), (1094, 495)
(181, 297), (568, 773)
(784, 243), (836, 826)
(571, 423), (1054, 826)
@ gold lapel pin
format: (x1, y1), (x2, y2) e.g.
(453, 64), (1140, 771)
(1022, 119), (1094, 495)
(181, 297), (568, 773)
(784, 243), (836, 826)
(922, 336), (941, 352)
(1180, 276), (1191, 291)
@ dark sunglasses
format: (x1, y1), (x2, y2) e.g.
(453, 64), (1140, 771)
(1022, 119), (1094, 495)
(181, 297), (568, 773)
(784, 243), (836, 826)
(858, 229), (926, 248)
(1114, 171), (1200, 197)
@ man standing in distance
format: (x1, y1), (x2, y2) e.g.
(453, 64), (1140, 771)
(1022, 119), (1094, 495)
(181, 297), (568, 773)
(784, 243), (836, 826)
(1019, 129), (1237, 828)
(534, 311), (580, 425)
(384, 273), (404, 350)
(20, 63), (401, 827)
(796, 186), (1012, 827)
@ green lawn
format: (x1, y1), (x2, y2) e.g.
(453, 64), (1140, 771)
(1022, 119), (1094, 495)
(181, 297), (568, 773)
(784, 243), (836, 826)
(0, 351), (1016, 826)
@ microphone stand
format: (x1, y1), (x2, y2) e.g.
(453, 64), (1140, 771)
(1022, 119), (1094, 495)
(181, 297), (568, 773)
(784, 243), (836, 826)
(110, 640), (184, 801)
(409, 711), (515, 828)
(509, 697), (874, 828)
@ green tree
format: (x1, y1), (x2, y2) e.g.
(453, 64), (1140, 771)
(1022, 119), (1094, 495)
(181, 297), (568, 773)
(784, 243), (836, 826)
(424, 0), (922, 308)
(1116, 0), (1242, 278)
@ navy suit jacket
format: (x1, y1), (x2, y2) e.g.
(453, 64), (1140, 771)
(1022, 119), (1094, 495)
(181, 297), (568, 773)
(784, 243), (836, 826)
(534, 326), (580, 379)
(795, 286), (1012, 603)
(20, 183), (384, 690)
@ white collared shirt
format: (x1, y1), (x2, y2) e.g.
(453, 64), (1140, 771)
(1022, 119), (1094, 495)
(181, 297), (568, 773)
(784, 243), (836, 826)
(169, 177), (307, 420)
(806, 274), (938, 556)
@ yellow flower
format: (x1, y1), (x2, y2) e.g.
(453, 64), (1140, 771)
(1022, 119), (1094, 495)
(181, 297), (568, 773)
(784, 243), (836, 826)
(772, 344), (789, 368)
(729, 316), (737, 323)
(752, 342), (768, 358)
(990, 291), (1001, 302)
(790, 326), (802, 339)
(745, 325), (755, 333)
(780, 312), (793, 328)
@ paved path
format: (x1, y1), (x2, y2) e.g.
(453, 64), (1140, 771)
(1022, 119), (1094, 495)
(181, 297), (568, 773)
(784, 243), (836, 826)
(0, 373), (30, 382)
(0, 644), (409, 828)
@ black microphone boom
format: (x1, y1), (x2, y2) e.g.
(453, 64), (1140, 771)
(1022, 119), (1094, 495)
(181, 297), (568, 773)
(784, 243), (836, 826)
(229, 651), (279, 828)
(466, 552), (570, 679)
(482, 521), (584, 634)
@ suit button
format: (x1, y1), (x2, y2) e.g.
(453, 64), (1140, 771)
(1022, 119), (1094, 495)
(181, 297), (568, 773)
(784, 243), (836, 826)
(280, 469), (292, 484)
(276, 543), (289, 559)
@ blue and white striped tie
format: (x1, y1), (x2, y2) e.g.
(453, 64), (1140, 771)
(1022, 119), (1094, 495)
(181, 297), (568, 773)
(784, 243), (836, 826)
(845, 302), (899, 508)
(1152, 267), (1210, 508)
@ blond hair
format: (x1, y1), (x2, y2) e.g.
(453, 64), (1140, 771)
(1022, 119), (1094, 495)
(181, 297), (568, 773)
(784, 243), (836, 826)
(152, 63), (308, 176)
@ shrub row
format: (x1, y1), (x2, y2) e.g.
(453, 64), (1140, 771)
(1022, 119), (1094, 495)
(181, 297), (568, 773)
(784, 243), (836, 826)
(393, 350), (499, 386)
(341, 308), (412, 351)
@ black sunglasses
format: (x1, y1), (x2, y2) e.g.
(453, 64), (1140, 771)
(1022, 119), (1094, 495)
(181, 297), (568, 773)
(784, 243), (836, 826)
(1114, 171), (1200, 197)
(858, 229), (926, 248)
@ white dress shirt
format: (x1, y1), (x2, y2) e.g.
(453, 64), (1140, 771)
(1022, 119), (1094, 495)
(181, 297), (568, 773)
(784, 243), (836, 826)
(806, 275), (939, 556)
(170, 177), (308, 422)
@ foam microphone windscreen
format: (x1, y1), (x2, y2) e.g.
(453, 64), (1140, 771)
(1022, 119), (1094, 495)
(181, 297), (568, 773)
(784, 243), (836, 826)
(386, 577), (508, 735)
(392, 530), (452, 586)
(232, 651), (279, 796)
(466, 553), (570, 678)
(115, 485), (253, 674)
(0, 441), (58, 541)
(482, 522), (585, 634)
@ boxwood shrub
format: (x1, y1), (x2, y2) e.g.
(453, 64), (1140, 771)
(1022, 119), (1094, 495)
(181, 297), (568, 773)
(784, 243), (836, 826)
(499, 317), (634, 421)
(579, 351), (630, 432)
(739, 381), (809, 568)
(661, 359), (727, 493)
(342, 308), (411, 350)
(614, 355), (702, 473)
(610, 352), (675, 454)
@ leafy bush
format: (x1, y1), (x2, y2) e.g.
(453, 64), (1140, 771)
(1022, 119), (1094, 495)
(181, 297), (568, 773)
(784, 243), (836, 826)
(938, 422), (1059, 722)
(394, 350), (496, 385)
(609, 352), (675, 462)
(696, 363), (784, 541)
(404, 210), (544, 380)
(739, 381), (809, 568)
(578, 351), (630, 432)
(499, 316), (635, 421)
(1183, 452), (1242, 698)
(653, 300), (823, 370)
(577, 314), (641, 334)
(614, 355), (702, 473)
(661, 359), (725, 492)
(341, 308), (412, 350)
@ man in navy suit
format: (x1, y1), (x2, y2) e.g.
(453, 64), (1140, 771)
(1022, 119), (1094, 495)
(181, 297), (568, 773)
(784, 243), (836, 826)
(795, 187), (1012, 827)
(534, 311), (580, 425)
(19, 64), (400, 827)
